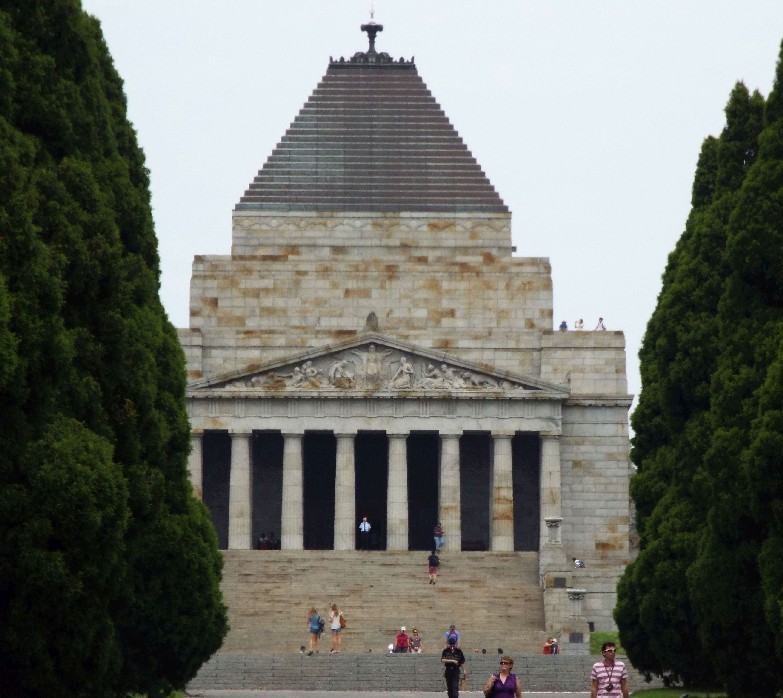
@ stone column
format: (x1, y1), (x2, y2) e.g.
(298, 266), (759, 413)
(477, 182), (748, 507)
(281, 432), (304, 550)
(439, 433), (461, 552)
(228, 431), (252, 550)
(539, 433), (567, 570)
(567, 588), (587, 617)
(490, 432), (514, 551)
(540, 433), (562, 521)
(545, 517), (564, 544)
(334, 432), (356, 550)
(187, 430), (203, 500)
(387, 433), (408, 551)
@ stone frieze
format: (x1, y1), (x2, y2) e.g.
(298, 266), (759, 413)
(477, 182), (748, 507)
(223, 342), (532, 393)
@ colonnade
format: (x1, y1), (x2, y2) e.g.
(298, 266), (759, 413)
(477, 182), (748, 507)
(188, 429), (562, 552)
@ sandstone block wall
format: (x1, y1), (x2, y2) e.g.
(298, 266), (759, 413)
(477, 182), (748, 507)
(230, 211), (514, 257)
(180, 209), (634, 633)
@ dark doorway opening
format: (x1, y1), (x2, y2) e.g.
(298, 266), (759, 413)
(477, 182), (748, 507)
(251, 431), (283, 548)
(407, 433), (439, 550)
(355, 432), (388, 549)
(303, 432), (336, 550)
(202, 430), (230, 549)
(513, 434), (541, 551)
(460, 433), (491, 551)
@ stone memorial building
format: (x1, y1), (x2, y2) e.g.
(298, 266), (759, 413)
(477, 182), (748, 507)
(179, 21), (633, 632)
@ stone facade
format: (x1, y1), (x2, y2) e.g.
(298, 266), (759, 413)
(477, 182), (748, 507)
(178, 32), (633, 639)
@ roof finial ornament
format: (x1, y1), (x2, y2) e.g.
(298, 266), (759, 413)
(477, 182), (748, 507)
(361, 12), (383, 55)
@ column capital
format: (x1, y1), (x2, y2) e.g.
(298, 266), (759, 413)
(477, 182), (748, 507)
(229, 429), (252, 436)
(281, 429), (306, 437)
(334, 431), (357, 439)
(540, 431), (562, 440)
(492, 431), (515, 440)
(386, 431), (409, 438)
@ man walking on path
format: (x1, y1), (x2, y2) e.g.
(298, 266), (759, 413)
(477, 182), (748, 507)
(441, 635), (466, 698)
(591, 642), (628, 698)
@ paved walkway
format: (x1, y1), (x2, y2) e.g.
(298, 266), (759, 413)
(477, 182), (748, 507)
(188, 686), (589, 698)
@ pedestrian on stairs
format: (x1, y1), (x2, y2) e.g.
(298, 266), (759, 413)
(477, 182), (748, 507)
(329, 603), (344, 653)
(444, 624), (461, 648)
(434, 521), (445, 551)
(307, 607), (321, 655)
(428, 550), (440, 584)
(441, 635), (466, 698)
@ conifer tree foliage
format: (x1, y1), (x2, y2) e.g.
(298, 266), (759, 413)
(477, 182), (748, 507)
(0, 2), (227, 696)
(618, 40), (783, 697)
(686, 44), (783, 695)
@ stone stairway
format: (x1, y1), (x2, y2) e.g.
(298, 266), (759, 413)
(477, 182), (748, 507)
(219, 550), (546, 654)
(188, 652), (661, 692)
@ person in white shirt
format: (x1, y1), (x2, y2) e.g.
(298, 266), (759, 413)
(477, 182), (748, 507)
(358, 516), (371, 550)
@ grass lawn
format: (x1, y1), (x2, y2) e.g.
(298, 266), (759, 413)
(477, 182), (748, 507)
(632, 690), (727, 698)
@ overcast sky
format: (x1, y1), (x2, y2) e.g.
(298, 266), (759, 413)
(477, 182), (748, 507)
(80, 0), (783, 410)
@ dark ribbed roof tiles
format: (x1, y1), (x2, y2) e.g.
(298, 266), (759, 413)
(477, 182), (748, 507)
(236, 61), (507, 213)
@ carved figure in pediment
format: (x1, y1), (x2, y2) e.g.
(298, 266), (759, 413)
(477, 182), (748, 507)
(389, 355), (414, 389)
(285, 366), (305, 388)
(352, 343), (391, 388)
(301, 361), (322, 388)
(461, 371), (499, 389)
(329, 359), (355, 389)
(441, 364), (466, 389)
(421, 363), (445, 389)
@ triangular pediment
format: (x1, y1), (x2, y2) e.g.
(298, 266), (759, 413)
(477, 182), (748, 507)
(188, 334), (569, 399)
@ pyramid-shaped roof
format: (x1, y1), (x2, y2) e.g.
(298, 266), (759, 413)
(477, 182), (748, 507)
(236, 23), (507, 214)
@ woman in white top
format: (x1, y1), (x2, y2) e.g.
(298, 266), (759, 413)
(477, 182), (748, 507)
(329, 603), (344, 653)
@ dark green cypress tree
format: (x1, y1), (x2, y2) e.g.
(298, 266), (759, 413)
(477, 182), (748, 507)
(616, 82), (764, 686)
(687, 39), (783, 697)
(0, 2), (227, 696)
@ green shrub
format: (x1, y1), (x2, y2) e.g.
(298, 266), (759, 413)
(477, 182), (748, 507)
(590, 631), (625, 655)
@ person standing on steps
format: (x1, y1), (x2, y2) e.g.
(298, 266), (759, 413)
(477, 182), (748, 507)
(441, 635), (467, 698)
(307, 607), (321, 655)
(444, 623), (461, 648)
(328, 603), (344, 653)
(428, 549), (440, 584)
(358, 516), (371, 550)
(433, 521), (445, 551)
(591, 642), (628, 698)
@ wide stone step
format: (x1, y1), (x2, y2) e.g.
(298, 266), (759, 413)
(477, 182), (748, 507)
(218, 550), (547, 653)
(188, 653), (662, 692)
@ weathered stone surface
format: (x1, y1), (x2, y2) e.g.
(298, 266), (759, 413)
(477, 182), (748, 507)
(179, 39), (632, 640)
